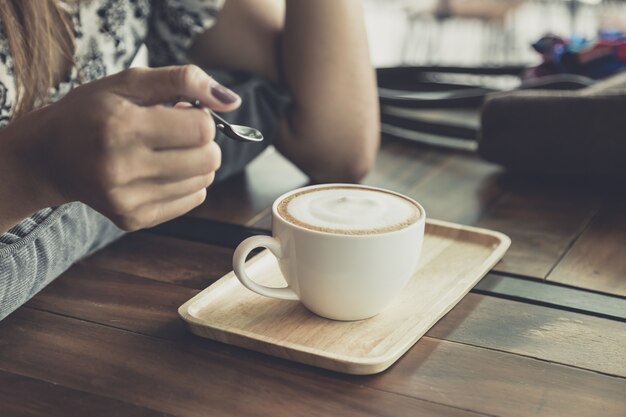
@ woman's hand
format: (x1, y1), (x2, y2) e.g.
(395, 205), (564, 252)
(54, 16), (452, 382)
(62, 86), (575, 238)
(4, 65), (240, 232)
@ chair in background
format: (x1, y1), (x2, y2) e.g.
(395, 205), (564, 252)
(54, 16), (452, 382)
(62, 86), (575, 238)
(402, 0), (527, 65)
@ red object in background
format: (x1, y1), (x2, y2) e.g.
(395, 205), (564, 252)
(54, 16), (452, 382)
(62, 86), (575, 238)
(578, 44), (613, 64)
(616, 43), (626, 61)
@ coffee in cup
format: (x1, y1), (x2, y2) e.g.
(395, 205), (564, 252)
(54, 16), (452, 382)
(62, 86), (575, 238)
(233, 184), (425, 321)
(276, 185), (420, 235)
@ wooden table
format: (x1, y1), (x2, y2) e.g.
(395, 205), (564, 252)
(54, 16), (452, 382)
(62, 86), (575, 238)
(1, 140), (625, 417)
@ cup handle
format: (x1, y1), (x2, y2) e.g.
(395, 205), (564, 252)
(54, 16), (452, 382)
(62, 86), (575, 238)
(232, 235), (299, 301)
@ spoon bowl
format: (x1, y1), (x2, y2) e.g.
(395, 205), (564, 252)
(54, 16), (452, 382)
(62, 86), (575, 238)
(193, 100), (264, 142)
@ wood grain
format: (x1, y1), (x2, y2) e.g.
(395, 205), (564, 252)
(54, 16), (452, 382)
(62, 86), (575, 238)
(0, 370), (173, 417)
(547, 199), (626, 296)
(366, 141), (614, 280)
(254, 148), (604, 283)
(477, 176), (602, 277)
(179, 220), (509, 374)
(81, 232), (233, 289)
(26, 263), (198, 340)
(359, 337), (626, 417)
(5, 138), (624, 416)
(0, 308), (487, 417)
(427, 293), (626, 377)
(24, 234), (624, 378)
(364, 139), (506, 226)
(364, 139), (449, 194)
(9, 233), (624, 416)
(474, 273), (626, 321)
(250, 211), (272, 230)
(399, 153), (503, 225)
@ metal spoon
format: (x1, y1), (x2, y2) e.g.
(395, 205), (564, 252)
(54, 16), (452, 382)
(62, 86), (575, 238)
(192, 100), (264, 142)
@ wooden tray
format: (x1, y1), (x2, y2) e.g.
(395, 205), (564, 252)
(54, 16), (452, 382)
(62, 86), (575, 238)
(179, 219), (510, 375)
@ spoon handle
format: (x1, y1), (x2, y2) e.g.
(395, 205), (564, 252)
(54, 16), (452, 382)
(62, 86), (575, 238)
(208, 110), (229, 129)
(191, 100), (230, 132)
(191, 100), (226, 126)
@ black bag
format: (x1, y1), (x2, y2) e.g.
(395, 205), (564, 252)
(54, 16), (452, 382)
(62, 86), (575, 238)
(479, 73), (626, 177)
(378, 66), (626, 177)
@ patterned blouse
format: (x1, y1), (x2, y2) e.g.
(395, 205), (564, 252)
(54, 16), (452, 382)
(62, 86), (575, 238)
(0, 0), (224, 126)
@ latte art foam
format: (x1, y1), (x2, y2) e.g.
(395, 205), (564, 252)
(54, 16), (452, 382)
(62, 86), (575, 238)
(277, 186), (420, 235)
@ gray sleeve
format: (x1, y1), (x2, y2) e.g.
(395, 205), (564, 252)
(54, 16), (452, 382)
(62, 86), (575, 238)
(0, 203), (124, 321)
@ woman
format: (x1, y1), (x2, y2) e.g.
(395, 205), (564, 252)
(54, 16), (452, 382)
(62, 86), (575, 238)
(0, 0), (379, 320)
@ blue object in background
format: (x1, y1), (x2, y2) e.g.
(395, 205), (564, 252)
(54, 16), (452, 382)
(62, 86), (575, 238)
(526, 31), (626, 80)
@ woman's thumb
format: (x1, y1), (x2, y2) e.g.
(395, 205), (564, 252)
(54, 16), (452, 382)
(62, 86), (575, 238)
(110, 65), (241, 112)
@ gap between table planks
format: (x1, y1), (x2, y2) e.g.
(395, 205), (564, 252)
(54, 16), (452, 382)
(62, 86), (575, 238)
(12, 230), (626, 415)
(546, 198), (626, 297)
(0, 308), (488, 417)
(6, 139), (619, 412)
(2, 304), (624, 417)
(29, 256), (626, 379)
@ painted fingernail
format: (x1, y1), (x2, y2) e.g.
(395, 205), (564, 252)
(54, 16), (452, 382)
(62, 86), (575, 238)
(211, 84), (239, 104)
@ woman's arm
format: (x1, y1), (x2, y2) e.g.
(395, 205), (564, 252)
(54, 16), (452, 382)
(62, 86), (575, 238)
(189, 0), (380, 183)
(0, 65), (238, 320)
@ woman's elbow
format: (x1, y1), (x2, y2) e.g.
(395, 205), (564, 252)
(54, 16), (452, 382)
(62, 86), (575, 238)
(311, 129), (379, 184)
(278, 114), (380, 183)
(341, 141), (378, 183)
(344, 118), (380, 182)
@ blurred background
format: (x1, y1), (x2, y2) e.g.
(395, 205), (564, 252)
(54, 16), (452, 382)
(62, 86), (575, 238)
(364, 0), (626, 67)
(364, 0), (626, 152)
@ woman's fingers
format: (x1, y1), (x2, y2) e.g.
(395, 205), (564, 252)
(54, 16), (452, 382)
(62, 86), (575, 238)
(137, 105), (216, 150)
(141, 140), (222, 180)
(110, 65), (241, 112)
(108, 173), (215, 216)
(112, 188), (208, 231)
(142, 189), (208, 229)
(124, 133), (221, 228)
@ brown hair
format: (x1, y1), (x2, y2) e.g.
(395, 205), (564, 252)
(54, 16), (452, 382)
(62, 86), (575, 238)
(0, 0), (75, 120)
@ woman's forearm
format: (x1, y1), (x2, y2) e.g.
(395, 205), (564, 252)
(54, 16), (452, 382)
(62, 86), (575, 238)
(276, 0), (380, 182)
(189, 0), (379, 182)
(0, 111), (56, 234)
(0, 153), (38, 234)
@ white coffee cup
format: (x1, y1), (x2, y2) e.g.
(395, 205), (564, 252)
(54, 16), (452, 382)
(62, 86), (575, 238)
(232, 184), (425, 321)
